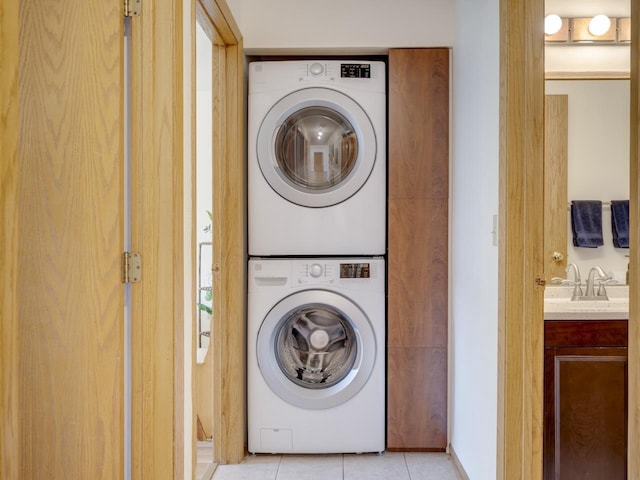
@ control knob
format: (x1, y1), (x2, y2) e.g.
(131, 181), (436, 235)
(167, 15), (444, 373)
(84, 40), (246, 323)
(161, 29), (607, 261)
(309, 263), (323, 278)
(309, 62), (324, 76)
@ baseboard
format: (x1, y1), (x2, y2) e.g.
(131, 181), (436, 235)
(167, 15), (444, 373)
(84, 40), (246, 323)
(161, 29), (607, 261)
(200, 463), (216, 480)
(449, 445), (471, 480)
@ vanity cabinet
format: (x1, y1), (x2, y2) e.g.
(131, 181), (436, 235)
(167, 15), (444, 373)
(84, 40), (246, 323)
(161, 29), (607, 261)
(387, 48), (449, 450)
(544, 320), (628, 480)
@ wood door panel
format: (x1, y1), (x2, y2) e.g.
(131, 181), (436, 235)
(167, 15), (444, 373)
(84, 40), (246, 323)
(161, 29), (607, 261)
(388, 198), (448, 348)
(387, 48), (449, 451)
(387, 347), (447, 450)
(544, 95), (568, 280)
(544, 347), (627, 480)
(17, 0), (123, 477)
(389, 48), (449, 200)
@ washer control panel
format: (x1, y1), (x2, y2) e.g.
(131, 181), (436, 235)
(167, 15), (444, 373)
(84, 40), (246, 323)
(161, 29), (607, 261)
(248, 258), (384, 292)
(294, 61), (378, 84)
(296, 261), (376, 284)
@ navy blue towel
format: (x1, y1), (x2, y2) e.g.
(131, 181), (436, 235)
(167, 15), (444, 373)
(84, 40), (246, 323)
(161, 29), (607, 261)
(571, 200), (603, 248)
(611, 200), (629, 248)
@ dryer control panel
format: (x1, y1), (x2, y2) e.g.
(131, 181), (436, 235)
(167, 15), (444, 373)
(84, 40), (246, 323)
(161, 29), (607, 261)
(249, 60), (386, 96)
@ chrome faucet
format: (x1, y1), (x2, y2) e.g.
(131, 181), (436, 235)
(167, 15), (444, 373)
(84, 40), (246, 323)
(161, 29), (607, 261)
(584, 266), (610, 299)
(552, 263), (583, 300)
(566, 263), (581, 285)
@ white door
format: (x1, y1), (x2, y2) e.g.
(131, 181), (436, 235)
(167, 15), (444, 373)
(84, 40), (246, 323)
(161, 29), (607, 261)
(257, 88), (377, 207)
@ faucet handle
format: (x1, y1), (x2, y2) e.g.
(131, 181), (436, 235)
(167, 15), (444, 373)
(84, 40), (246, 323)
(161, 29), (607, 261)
(596, 278), (617, 297)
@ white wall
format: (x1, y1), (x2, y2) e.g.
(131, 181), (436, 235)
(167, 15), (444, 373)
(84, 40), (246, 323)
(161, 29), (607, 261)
(225, 0), (242, 31)
(451, 0), (499, 479)
(240, 0), (454, 53)
(546, 79), (630, 282)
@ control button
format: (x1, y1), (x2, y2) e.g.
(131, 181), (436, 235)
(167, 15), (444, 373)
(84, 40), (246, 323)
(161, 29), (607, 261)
(309, 63), (324, 76)
(309, 263), (323, 278)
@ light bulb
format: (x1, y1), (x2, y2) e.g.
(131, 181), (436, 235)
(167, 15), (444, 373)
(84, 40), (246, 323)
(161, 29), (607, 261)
(544, 14), (563, 35)
(588, 14), (611, 36)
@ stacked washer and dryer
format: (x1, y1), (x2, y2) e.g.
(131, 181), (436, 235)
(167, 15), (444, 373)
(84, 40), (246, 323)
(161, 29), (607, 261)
(247, 60), (386, 454)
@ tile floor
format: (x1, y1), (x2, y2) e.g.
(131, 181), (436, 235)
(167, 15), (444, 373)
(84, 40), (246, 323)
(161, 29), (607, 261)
(211, 452), (463, 480)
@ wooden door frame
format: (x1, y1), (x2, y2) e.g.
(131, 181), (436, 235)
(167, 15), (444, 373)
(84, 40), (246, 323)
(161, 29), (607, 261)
(0, 0), (19, 476)
(629, 0), (640, 476)
(192, 0), (246, 466)
(128, 0), (185, 476)
(129, 0), (244, 475)
(498, 0), (640, 478)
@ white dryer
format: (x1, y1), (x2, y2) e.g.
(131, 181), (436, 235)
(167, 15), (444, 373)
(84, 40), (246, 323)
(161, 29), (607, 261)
(247, 257), (385, 454)
(248, 60), (386, 256)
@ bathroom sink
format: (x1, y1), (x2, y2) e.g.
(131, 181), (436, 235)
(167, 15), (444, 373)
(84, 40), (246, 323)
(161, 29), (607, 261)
(544, 285), (629, 320)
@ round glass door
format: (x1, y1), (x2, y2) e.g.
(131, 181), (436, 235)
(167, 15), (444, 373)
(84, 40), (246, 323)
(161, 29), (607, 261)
(256, 290), (376, 409)
(257, 88), (377, 208)
(275, 304), (357, 389)
(273, 106), (358, 191)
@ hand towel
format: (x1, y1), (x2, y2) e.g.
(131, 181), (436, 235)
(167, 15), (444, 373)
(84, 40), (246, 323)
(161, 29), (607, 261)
(571, 200), (603, 248)
(611, 200), (629, 248)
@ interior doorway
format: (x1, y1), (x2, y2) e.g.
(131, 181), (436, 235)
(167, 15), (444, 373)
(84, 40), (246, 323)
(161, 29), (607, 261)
(194, 14), (216, 479)
(188, 0), (246, 473)
(497, 0), (639, 478)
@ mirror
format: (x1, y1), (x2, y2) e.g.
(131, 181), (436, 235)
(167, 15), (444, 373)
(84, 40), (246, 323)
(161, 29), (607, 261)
(546, 79), (630, 282)
(545, 0), (631, 283)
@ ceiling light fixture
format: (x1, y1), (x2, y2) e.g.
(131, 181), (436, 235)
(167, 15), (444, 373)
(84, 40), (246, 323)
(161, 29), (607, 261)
(588, 14), (612, 36)
(545, 14), (563, 35)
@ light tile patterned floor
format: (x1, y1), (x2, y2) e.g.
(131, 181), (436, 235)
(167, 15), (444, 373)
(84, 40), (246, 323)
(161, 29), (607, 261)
(212, 452), (462, 480)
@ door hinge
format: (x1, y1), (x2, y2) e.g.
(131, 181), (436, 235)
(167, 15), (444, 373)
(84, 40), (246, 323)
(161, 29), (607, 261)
(124, 0), (141, 17)
(535, 275), (547, 288)
(122, 252), (142, 284)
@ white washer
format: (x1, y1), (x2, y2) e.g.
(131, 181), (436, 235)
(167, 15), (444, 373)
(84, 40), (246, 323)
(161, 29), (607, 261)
(248, 60), (386, 256)
(248, 257), (385, 454)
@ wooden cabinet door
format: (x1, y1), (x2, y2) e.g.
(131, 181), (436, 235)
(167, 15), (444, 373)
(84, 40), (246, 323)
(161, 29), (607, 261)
(7, 1), (125, 477)
(387, 48), (449, 450)
(544, 321), (629, 480)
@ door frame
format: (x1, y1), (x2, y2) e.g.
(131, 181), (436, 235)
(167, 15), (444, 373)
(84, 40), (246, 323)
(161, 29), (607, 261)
(629, 1), (640, 476)
(128, 0), (186, 476)
(1, 0), (19, 476)
(191, 0), (246, 466)
(497, 0), (640, 478)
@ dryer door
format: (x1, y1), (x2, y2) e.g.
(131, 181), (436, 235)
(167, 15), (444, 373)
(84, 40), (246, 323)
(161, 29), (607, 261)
(257, 88), (377, 207)
(256, 289), (376, 409)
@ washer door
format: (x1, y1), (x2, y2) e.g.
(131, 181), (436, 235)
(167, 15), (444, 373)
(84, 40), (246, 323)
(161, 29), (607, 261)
(256, 290), (376, 410)
(257, 88), (377, 208)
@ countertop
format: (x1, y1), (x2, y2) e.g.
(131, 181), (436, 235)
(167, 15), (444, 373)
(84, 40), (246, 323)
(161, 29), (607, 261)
(544, 285), (629, 320)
